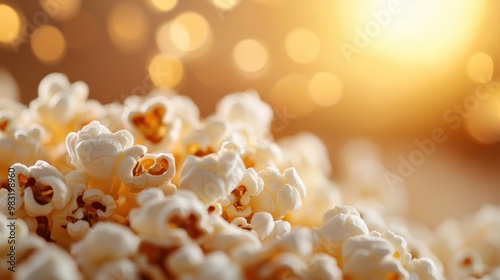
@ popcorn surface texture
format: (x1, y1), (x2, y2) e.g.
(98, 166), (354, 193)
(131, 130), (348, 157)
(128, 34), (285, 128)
(0, 73), (498, 279)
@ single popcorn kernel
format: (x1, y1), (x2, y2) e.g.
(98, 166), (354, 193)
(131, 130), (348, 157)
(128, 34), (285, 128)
(130, 105), (168, 144)
(133, 157), (169, 177)
(19, 174), (54, 205)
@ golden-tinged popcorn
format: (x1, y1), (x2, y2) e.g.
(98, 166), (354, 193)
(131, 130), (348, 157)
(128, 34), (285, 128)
(342, 234), (410, 280)
(249, 167), (306, 219)
(215, 90), (273, 138)
(221, 168), (263, 220)
(16, 235), (83, 280)
(66, 120), (147, 180)
(123, 95), (181, 150)
(51, 173), (117, 244)
(312, 205), (369, 258)
(370, 230), (412, 267)
(118, 152), (176, 193)
(179, 251), (243, 280)
(9, 161), (71, 217)
(303, 253), (343, 280)
(0, 123), (44, 181)
(0, 72), (484, 278)
(182, 118), (235, 157)
(71, 222), (139, 279)
(407, 257), (440, 280)
(29, 73), (93, 144)
(129, 190), (213, 246)
(179, 148), (246, 204)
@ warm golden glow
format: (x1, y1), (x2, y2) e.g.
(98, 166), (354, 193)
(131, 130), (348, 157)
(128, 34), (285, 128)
(233, 39), (269, 73)
(170, 12), (211, 53)
(149, 0), (177, 12)
(108, 2), (148, 53)
(148, 54), (184, 88)
(0, 5), (21, 44)
(31, 26), (66, 64)
(285, 28), (321, 64)
(335, 0), (487, 69)
(210, 0), (241, 10)
(308, 72), (343, 107)
(270, 74), (315, 117)
(466, 94), (500, 144)
(467, 52), (494, 84)
(40, 0), (81, 21)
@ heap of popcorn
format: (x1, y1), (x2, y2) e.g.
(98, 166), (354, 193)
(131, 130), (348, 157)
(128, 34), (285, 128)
(0, 73), (499, 280)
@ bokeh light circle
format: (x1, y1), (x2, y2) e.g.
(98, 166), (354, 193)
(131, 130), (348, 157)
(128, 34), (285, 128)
(308, 72), (343, 107)
(148, 54), (184, 88)
(31, 25), (66, 64)
(285, 28), (321, 64)
(233, 39), (269, 72)
(0, 5), (21, 45)
(467, 52), (494, 84)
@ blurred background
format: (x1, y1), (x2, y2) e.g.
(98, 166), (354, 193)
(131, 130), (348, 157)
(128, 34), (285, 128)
(0, 0), (499, 227)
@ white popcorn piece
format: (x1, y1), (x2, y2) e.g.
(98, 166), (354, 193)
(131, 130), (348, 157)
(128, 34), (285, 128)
(370, 230), (412, 266)
(180, 251), (243, 280)
(34, 73), (89, 123)
(29, 73), (93, 143)
(16, 235), (83, 280)
(216, 90), (273, 133)
(52, 175), (117, 244)
(71, 222), (139, 278)
(179, 148), (246, 204)
(221, 168), (263, 220)
(0, 123), (44, 180)
(167, 242), (205, 277)
(241, 141), (283, 171)
(10, 161), (71, 217)
(123, 95), (181, 150)
(303, 253), (342, 280)
(130, 190), (213, 246)
(249, 167), (306, 219)
(407, 257), (440, 280)
(244, 228), (313, 280)
(342, 234), (410, 280)
(94, 259), (140, 280)
(118, 152), (176, 193)
(203, 219), (261, 261)
(312, 205), (369, 258)
(449, 248), (487, 279)
(182, 118), (233, 157)
(66, 120), (147, 180)
(249, 212), (291, 243)
(169, 94), (201, 135)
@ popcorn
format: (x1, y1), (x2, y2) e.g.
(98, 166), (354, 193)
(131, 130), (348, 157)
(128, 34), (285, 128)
(51, 173), (117, 244)
(179, 148), (246, 204)
(129, 190), (213, 246)
(0, 123), (44, 181)
(342, 234), (410, 280)
(66, 120), (147, 181)
(15, 235), (83, 280)
(71, 222), (139, 279)
(312, 205), (369, 258)
(221, 168), (263, 220)
(8, 161), (71, 217)
(249, 167), (306, 219)
(29, 73), (94, 144)
(118, 152), (176, 193)
(215, 90), (273, 139)
(0, 72), (483, 278)
(123, 95), (181, 150)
